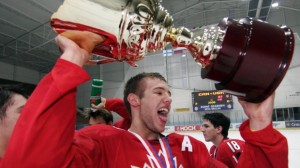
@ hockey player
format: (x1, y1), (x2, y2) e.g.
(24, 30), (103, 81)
(92, 97), (131, 129)
(202, 113), (244, 168)
(86, 108), (113, 126)
(1, 31), (287, 168)
(0, 85), (28, 160)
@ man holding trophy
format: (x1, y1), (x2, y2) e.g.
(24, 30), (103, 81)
(0, 0), (291, 167)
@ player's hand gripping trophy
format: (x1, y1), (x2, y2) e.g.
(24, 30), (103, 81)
(51, 0), (295, 103)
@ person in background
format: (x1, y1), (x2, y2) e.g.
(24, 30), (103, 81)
(0, 31), (288, 168)
(202, 113), (245, 168)
(86, 108), (113, 125)
(0, 85), (28, 159)
(92, 97), (131, 129)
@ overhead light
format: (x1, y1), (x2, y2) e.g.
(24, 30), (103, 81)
(270, 3), (300, 12)
(271, 2), (279, 8)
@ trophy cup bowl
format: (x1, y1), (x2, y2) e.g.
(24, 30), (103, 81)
(51, 0), (295, 102)
(51, 0), (173, 66)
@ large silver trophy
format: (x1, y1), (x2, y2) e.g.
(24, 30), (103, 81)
(51, 0), (295, 102)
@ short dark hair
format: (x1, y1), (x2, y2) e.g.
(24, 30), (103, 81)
(123, 72), (167, 114)
(203, 113), (230, 138)
(0, 84), (29, 120)
(87, 109), (113, 124)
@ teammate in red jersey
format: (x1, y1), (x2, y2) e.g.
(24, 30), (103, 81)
(92, 97), (131, 129)
(0, 85), (28, 160)
(202, 113), (244, 168)
(0, 31), (287, 168)
(86, 108), (114, 125)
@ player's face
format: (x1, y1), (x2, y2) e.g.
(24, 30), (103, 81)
(139, 78), (172, 134)
(201, 119), (219, 142)
(0, 94), (27, 150)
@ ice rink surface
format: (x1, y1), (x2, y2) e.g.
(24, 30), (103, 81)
(176, 129), (300, 168)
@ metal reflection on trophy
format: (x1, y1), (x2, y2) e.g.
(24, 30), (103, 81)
(164, 17), (294, 102)
(51, 0), (295, 103)
(51, 0), (173, 66)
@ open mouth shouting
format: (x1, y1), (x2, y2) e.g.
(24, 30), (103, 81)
(158, 108), (169, 123)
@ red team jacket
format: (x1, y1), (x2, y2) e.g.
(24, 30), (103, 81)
(105, 98), (131, 130)
(209, 139), (245, 168)
(0, 59), (288, 168)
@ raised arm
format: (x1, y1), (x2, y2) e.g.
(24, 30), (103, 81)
(92, 97), (131, 130)
(239, 93), (275, 131)
(97, 97), (130, 120)
(1, 31), (104, 167)
(237, 92), (288, 168)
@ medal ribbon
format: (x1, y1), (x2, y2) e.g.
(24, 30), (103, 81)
(160, 135), (175, 168)
(128, 130), (175, 168)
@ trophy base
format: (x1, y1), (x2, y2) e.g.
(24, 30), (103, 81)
(201, 18), (295, 103)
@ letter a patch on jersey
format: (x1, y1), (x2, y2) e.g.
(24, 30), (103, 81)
(181, 136), (193, 152)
